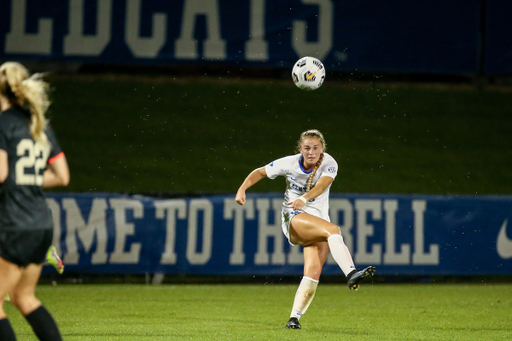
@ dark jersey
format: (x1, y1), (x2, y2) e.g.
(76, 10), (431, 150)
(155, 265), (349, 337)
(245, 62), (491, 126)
(0, 106), (62, 231)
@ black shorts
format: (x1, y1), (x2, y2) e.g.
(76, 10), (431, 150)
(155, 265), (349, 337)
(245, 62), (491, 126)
(0, 229), (53, 267)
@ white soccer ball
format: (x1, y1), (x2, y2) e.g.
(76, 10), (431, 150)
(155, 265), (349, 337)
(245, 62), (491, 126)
(292, 56), (326, 91)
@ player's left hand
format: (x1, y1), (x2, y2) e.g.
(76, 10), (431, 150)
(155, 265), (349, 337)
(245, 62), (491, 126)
(288, 198), (306, 211)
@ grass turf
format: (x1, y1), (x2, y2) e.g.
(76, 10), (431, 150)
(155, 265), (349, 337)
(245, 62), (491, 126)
(5, 283), (512, 340)
(46, 75), (512, 195)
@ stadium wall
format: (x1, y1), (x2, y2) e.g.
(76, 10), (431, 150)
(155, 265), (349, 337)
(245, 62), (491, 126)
(44, 192), (512, 276)
(0, 0), (510, 75)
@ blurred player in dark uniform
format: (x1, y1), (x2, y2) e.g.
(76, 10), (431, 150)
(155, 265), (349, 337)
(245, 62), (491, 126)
(0, 62), (69, 341)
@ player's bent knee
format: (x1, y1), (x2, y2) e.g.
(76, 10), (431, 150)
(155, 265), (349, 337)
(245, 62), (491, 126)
(325, 223), (341, 236)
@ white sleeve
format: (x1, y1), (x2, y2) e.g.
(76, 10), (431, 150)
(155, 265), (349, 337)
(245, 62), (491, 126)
(264, 156), (291, 180)
(318, 155), (338, 180)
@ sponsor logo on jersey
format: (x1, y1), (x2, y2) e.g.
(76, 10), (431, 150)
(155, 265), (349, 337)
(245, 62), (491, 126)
(328, 167), (336, 173)
(291, 183), (307, 192)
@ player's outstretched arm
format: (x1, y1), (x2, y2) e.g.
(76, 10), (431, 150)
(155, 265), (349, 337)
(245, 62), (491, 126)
(235, 167), (267, 205)
(43, 154), (70, 188)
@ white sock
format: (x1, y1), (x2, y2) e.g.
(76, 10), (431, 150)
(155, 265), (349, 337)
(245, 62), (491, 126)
(327, 234), (356, 276)
(290, 276), (319, 320)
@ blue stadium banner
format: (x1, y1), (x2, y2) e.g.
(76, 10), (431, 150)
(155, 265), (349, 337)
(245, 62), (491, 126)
(44, 192), (512, 276)
(0, 0), (480, 74)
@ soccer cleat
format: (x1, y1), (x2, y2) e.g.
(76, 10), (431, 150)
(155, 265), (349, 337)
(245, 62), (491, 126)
(46, 246), (64, 274)
(347, 266), (375, 290)
(285, 317), (301, 329)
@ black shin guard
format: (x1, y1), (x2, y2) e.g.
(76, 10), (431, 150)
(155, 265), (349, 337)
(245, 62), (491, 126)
(0, 317), (17, 341)
(24, 306), (62, 341)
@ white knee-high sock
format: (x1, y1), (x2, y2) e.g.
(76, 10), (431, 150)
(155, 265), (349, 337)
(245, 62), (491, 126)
(327, 234), (356, 276)
(290, 276), (319, 320)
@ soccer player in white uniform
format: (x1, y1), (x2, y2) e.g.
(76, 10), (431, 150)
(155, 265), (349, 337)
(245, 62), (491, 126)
(235, 129), (375, 329)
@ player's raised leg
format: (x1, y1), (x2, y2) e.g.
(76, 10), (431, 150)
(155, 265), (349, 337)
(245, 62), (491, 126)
(290, 213), (375, 290)
(46, 247), (64, 275)
(290, 213), (356, 276)
(327, 234), (375, 289)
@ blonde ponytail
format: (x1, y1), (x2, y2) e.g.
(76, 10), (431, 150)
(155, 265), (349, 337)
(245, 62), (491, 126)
(0, 62), (50, 144)
(306, 153), (324, 192)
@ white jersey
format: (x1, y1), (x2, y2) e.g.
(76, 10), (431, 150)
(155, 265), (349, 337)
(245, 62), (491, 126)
(264, 153), (338, 243)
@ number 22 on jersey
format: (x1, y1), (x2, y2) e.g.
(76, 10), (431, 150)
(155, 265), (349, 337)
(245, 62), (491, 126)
(16, 139), (49, 186)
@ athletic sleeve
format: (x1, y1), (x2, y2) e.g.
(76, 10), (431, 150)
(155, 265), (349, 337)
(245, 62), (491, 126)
(264, 156), (292, 180)
(318, 154), (338, 180)
(45, 124), (63, 163)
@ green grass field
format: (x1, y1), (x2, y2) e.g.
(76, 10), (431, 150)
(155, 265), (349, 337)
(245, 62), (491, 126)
(46, 75), (512, 195)
(5, 283), (512, 340)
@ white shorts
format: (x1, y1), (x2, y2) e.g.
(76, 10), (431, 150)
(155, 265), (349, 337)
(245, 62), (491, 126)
(281, 205), (332, 246)
(281, 208), (303, 246)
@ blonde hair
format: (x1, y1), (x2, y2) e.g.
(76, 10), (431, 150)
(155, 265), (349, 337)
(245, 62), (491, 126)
(296, 129), (326, 192)
(0, 62), (50, 143)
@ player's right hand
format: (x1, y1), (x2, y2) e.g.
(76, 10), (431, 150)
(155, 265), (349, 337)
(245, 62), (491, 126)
(235, 190), (246, 205)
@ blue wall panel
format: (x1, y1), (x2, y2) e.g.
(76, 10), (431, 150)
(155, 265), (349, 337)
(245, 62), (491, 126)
(43, 192), (512, 276)
(328, 0), (480, 74)
(0, 0), (481, 74)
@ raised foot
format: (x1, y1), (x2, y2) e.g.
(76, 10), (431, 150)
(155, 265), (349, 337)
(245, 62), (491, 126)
(347, 266), (376, 290)
(47, 246), (64, 275)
